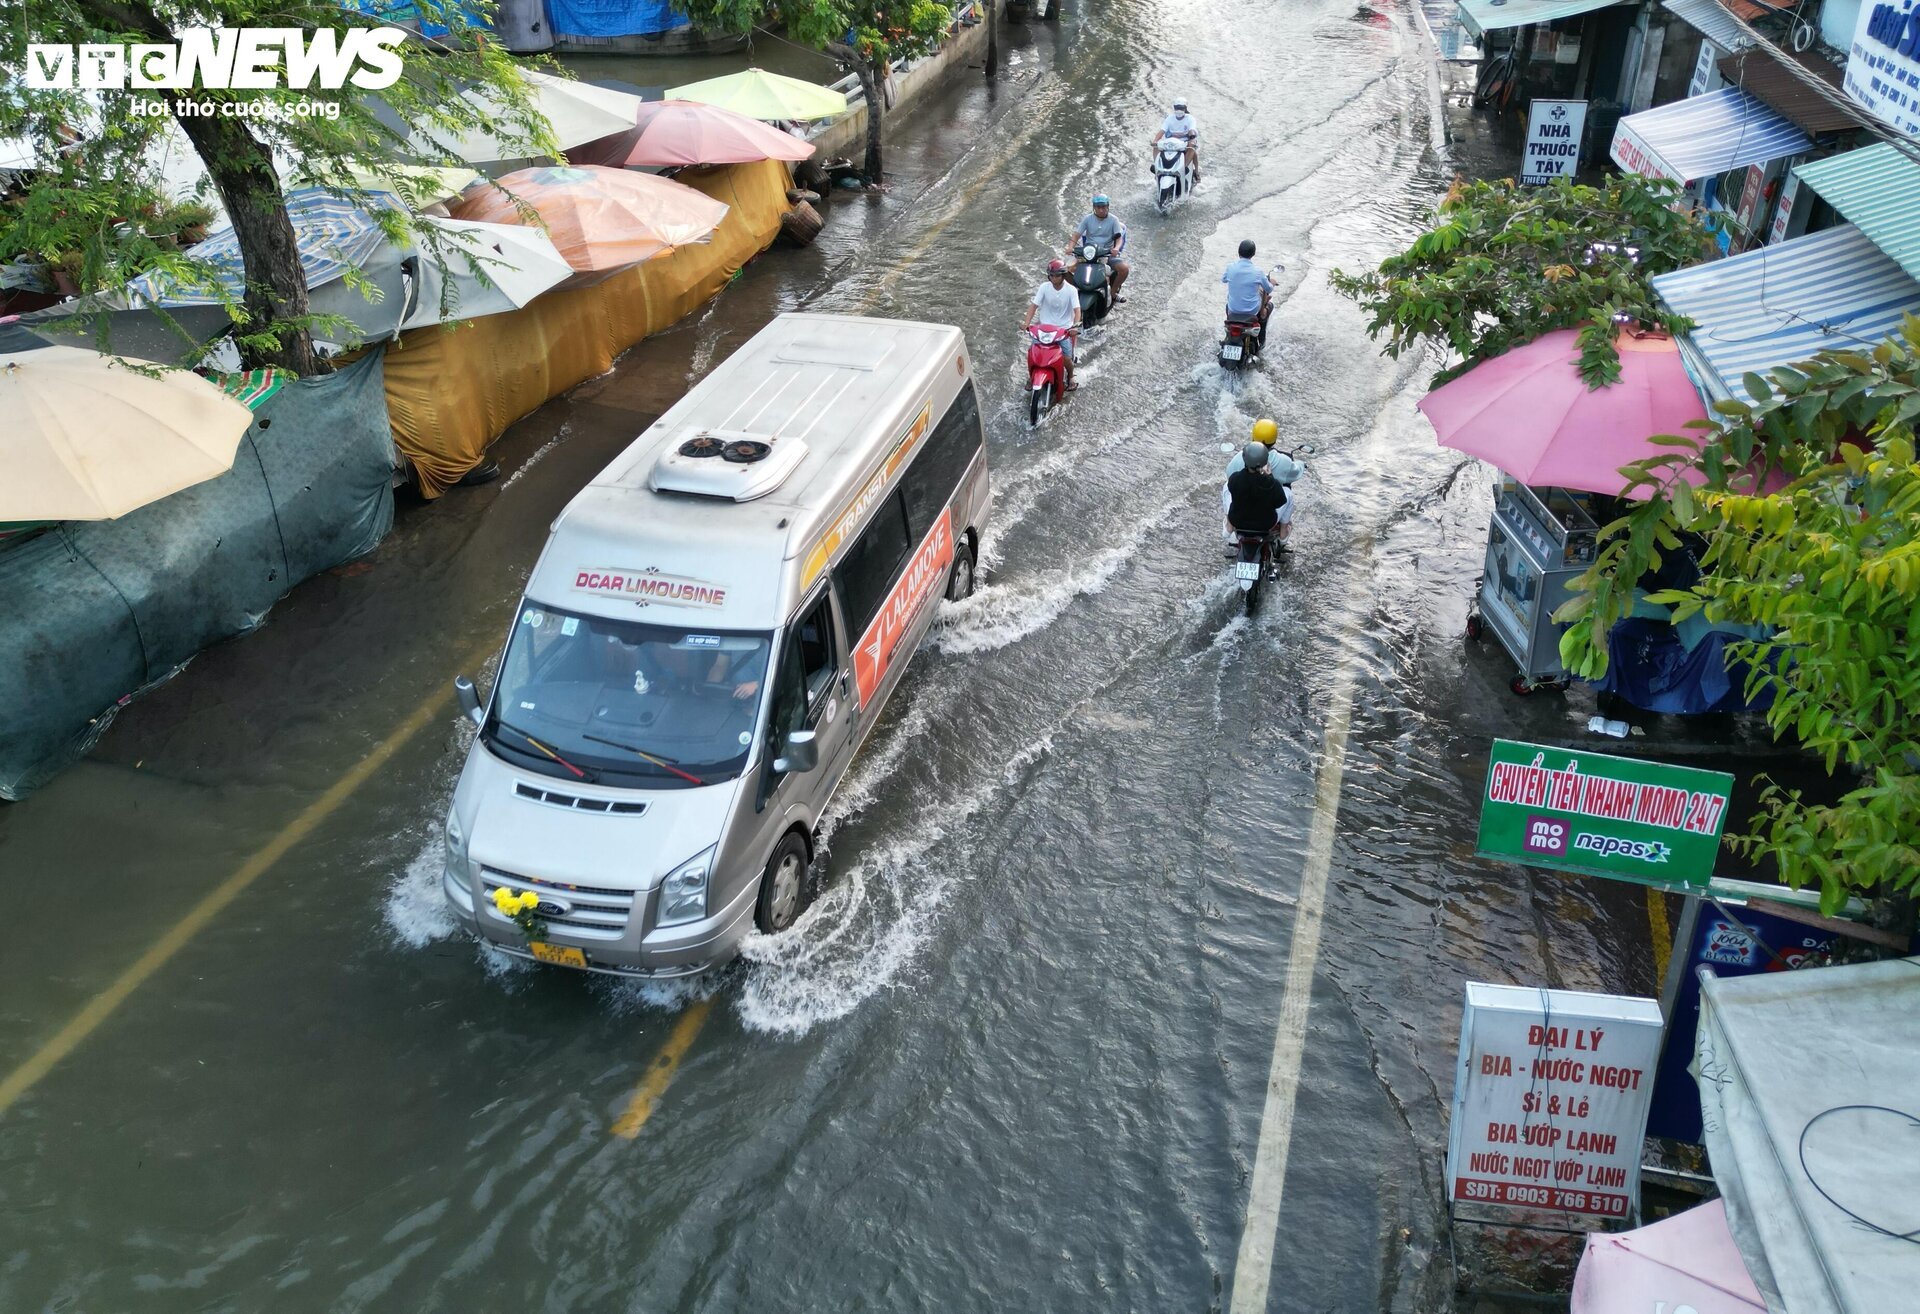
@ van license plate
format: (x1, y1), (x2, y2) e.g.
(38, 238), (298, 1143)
(1221, 345), (1244, 361)
(529, 941), (587, 968)
(1234, 561), (1261, 581)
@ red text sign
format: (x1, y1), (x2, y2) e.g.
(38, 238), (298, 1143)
(853, 509), (953, 705)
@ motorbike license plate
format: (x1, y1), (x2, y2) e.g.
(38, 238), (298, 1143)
(528, 941), (587, 969)
(1234, 561), (1261, 582)
(1221, 345), (1244, 361)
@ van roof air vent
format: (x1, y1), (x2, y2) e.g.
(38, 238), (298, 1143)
(651, 429), (809, 501)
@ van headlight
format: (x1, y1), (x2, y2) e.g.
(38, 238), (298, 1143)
(657, 847), (714, 928)
(444, 812), (470, 876)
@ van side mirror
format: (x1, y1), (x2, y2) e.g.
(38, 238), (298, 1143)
(455, 675), (484, 728)
(774, 728), (819, 774)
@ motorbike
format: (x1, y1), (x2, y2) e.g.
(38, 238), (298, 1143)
(1222, 442), (1313, 615)
(1152, 141), (1195, 211)
(1071, 243), (1114, 325)
(1219, 309), (1267, 370)
(1025, 323), (1075, 426)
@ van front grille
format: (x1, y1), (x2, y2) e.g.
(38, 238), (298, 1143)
(515, 782), (648, 815)
(483, 869), (635, 939)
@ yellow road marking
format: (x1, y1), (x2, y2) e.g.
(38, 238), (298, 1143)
(0, 658), (484, 1120)
(1647, 887), (1673, 987)
(610, 998), (715, 1139)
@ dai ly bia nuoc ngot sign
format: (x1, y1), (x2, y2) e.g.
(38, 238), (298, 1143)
(1446, 984), (1662, 1220)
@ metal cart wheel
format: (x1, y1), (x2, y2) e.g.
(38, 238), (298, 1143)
(1465, 613), (1484, 641)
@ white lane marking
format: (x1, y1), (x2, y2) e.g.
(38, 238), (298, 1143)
(1229, 667), (1357, 1314)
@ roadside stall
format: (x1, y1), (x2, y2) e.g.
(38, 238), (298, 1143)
(1417, 328), (1705, 694)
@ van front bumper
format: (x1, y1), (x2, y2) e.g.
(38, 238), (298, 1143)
(444, 866), (758, 979)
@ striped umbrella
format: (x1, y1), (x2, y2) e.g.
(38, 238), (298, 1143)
(126, 189), (393, 308)
(215, 367), (288, 411)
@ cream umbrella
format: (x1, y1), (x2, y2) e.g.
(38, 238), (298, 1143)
(0, 347), (255, 521)
(405, 70), (644, 165)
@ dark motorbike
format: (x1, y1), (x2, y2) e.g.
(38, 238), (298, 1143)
(1219, 308), (1267, 369)
(1224, 442), (1313, 615)
(1072, 242), (1114, 325)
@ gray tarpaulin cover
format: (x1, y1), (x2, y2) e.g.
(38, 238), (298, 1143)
(1694, 956), (1920, 1314)
(0, 351), (393, 799)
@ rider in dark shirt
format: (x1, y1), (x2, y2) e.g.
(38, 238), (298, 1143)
(1226, 443), (1289, 533)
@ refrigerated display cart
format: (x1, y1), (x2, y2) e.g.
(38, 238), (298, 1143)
(1465, 476), (1601, 694)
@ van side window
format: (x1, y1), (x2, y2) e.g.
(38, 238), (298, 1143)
(794, 593), (837, 713)
(761, 637), (809, 800)
(836, 488), (913, 639)
(900, 381), (984, 539)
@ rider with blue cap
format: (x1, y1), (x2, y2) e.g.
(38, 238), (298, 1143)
(1067, 194), (1130, 306)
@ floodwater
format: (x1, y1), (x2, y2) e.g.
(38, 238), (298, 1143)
(0, 3), (1670, 1310)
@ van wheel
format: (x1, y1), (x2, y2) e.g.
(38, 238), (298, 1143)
(755, 832), (812, 933)
(945, 542), (977, 601)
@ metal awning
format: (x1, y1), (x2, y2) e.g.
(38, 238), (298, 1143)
(1716, 48), (1873, 135)
(1610, 86), (1810, 184)
(1457, 0), (1624, 41)
(1660, 0), (1756, 52)
(1652, 223), (1920, 398)
(1794, 145), (1920, 284)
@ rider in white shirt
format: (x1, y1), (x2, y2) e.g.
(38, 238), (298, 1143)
(1153, 98), (1199, 184)
(1023, 259), (1082, 391)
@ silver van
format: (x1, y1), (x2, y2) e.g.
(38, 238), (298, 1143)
(442, 313), (989, 977)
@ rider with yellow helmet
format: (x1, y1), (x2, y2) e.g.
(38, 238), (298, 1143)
(1222, 418), (1302, 551)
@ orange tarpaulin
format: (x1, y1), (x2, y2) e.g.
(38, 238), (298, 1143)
(382, 157), (793, 497)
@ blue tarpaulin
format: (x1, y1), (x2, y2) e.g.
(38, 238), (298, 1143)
(1597, 617), (1776, 715)
(547, 0), (689, 37)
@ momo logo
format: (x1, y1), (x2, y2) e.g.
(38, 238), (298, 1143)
(1571, 833), (1672, 864)
(23, 28), (407, 91)
(1522, 815), (1568, 857)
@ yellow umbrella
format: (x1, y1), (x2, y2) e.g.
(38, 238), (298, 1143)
(342, 162), (484, 208)
(664, 67), (849, 122)
(0, 348), (255, 521)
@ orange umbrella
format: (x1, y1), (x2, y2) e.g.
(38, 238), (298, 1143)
(449, 165), (730, 274)
(570, 99), (816, 168)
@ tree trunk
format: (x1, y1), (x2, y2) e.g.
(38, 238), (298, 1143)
(80, 0), (320, 374)
(167, 103), (321, 375)
(856, 56), (884, 183)
(986, 0), (999, 77)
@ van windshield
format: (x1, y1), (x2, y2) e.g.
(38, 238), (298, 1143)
(485, 603), (771, 788)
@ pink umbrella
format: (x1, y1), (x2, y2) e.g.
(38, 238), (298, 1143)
(569, 99), (816, 169)
(1417, 329), (1708, 496)
(449, 166), (729, 274)
(1572, 1199), (1766, 1313)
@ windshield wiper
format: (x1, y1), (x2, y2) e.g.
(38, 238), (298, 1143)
(493, 719), (598, 783)
(581, 732), (706, 786)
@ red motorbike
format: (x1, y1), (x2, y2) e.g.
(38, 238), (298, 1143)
(1026, 323), (1076, 426)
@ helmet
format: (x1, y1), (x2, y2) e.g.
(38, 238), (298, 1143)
(1239, 239), (1256, 259)
(1173, 98), (1188, 110)
(1047, 258), (1066, 274)
(1251, 418), (1279, 445)
(1091, 194), (1110, 208)
(1242, 441), (1270, 470)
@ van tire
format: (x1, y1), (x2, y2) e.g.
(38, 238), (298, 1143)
(755, 831), (812, 933)
(945, 541), (977, 601)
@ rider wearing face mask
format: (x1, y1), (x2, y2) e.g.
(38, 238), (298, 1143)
(1154, 98), (1200, 183)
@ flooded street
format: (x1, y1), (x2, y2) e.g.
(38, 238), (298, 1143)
(0, 2), (1662, 1309)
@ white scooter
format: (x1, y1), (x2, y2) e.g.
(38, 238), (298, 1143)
(1153, 140), (1196, 212)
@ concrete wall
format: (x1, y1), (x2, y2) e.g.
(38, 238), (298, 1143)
(808, 17), (990, 161)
